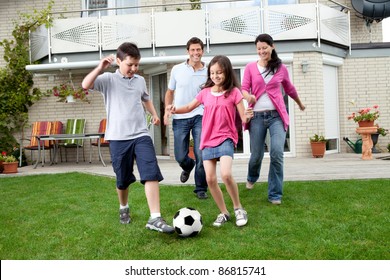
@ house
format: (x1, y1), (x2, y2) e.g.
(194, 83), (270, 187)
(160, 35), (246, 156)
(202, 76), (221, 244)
(1, 0), (389, 162)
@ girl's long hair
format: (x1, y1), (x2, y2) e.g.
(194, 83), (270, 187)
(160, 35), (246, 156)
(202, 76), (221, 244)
(203, 55), (240, 97)
(255, 33), (281, 77)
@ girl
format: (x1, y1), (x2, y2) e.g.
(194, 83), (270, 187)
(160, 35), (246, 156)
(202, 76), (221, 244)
(169, 55), (253, 227)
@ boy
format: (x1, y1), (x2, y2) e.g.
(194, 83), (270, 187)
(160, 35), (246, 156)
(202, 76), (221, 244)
(82, 42), (174, 234)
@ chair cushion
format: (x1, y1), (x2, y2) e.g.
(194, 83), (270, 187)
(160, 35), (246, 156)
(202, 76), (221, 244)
(27, 121), (52, 148)
(98, 119), (109, 145)
(63, 119), (86, 146)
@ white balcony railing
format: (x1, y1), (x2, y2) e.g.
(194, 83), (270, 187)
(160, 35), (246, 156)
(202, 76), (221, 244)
(29, 3), (350, 62)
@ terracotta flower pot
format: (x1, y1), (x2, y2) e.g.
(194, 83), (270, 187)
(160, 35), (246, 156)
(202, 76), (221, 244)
(2, 162), (18, 174)
(310, 142), (326, 158)
(358, 121), (374, 127)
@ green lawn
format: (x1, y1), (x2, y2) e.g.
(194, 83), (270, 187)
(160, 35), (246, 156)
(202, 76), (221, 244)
(0, 173), (389, 260)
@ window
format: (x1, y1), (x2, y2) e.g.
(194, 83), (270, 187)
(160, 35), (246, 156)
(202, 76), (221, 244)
(82, 0), (139, 17)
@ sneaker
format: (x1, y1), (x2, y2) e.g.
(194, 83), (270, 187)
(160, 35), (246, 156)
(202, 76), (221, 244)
(145, 217), (175, 234)
(213, 213), (230, 227)
(234, 208), (248, 227)
(119, 207), (130, 224)
(180, 161), (195, 183)
(269, 200), (282, 205)
(246, 181), (254, 190)
(196, 191), (208, 199)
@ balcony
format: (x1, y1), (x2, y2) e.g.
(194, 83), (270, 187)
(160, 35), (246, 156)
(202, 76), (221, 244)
(27, 1), (350, 72)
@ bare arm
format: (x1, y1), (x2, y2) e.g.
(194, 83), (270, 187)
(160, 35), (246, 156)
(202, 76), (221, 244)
(293, 96), (306, 111)
(170, 99), (201, 114)
(163, 89), (175, 125)
(236, 100), (254, 123)
(241, 89), (256, 105)
(82, 55), (115, 89)
(143, 100), (160, 126)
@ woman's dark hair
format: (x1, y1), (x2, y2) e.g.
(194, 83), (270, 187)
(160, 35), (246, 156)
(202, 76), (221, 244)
(255, 33), (281, 76)
(117, 42), (141, 61)
(203, 55), (240, 97)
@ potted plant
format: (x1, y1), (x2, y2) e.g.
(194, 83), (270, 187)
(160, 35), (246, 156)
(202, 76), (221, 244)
(309, 134), (327, 158)
(372, 125), (388, 153)
(2, 154), (19, 174)
(49, 82), (90, 103)
(0, 151), (5, 173)
(347, 105), (379, 127)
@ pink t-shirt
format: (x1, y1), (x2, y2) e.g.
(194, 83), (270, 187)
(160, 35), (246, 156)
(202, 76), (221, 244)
(196, 87), (243, 150)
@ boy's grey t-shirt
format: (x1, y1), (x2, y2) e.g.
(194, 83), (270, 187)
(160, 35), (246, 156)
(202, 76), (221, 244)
(93, 70), (150, 140)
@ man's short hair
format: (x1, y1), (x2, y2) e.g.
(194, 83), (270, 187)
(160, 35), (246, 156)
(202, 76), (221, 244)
(186, 37), (204, 50)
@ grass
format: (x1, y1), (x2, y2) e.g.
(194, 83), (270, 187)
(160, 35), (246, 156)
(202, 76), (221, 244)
(0, 173), (389, 260)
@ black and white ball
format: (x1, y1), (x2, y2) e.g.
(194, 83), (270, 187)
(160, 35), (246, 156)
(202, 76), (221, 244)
(173, 207), (203, 237)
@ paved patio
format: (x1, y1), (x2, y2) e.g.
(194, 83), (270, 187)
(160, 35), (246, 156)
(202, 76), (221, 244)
(2, 153), (389, 185)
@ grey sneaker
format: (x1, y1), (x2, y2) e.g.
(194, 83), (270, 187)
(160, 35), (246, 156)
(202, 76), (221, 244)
(119, 207), (130, 224)
(269, 200), (282, 205)
(213, 213), (230, 227)
(146, 217), (175, 234)
(234, 208), (248, 227)
(246, 181), (254, 190)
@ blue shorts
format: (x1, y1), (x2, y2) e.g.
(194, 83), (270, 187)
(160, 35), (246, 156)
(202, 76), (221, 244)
(110, 136), (163, 189)
(202, 139), (234, 161)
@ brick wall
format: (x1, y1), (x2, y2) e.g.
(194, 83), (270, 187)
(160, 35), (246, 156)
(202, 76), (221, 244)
(341, 57), (390, 153)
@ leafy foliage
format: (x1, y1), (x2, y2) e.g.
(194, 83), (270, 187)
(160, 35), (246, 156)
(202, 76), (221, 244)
(49, 82), (90, 103)
(347, 105), (380, 122)
(309, 134), (326, 142)
(0, 1), (54, 154)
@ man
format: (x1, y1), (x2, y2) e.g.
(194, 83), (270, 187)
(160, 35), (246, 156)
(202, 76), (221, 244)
(164, 37), (208, 199)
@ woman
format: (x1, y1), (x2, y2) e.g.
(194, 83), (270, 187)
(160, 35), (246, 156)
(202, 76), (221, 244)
(242, 34), (305, 205)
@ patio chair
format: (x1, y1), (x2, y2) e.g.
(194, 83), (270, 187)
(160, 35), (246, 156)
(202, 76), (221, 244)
(90, 118), (110, 163)
(49, 121), (63, 163)
(60, 119), (86, 163)
(20, 121), (52, 167)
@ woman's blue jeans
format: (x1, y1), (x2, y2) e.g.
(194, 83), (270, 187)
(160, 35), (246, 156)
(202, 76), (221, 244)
(247, 111), (286, 201)
(172, 115), (207, 193)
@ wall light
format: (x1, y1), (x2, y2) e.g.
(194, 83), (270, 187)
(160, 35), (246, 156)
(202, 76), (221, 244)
(301, 61), (309, 73)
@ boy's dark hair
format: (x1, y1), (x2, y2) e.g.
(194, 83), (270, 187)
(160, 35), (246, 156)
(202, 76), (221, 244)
(203, 55), (240, 98)
(186, 37), (204, 50)
(254, 33), (281, 76)
(116, 42), (141, 61)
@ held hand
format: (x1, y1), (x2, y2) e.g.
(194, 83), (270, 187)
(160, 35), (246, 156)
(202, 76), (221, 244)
(165, 104), (174, 112)
(299, 104), (306, 111)
(246, 95), (256, 105)
(245, 108), (254, 118)
(165, 104), (177, 114)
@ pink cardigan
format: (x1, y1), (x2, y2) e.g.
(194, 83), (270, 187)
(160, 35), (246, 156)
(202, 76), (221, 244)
(242, 62), (298, 131)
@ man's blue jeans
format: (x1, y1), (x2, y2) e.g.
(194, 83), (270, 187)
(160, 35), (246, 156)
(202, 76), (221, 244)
(247, 111), (286, 201)
(172, 115), (207, 193)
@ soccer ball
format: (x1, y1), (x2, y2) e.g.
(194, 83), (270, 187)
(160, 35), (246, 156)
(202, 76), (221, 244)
(173, 207), (203, 237)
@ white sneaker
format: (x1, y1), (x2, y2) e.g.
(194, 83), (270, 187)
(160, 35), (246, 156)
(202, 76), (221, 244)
(269, 200), (282, 205)
(234, 208), (248, 227)
(246, 181), (254, 190)
(213, 213), (230, 227)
